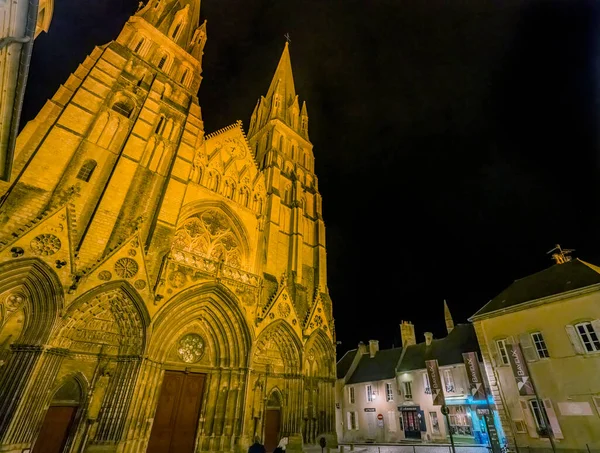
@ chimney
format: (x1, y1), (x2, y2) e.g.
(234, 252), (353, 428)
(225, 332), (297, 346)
(357, 341), (367, 354)
(400, 321), (416, 347)
(424, 332), (433, 346)
(368, 340), (379, 358)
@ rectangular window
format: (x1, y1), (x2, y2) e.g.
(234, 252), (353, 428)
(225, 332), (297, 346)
(349, 387), (355, 404)
(444, 369), (455, 393)
(429, 411), (440, 434)
(576, 322), (600, 353)
(496, 339), (509, 365)
(403, 381), (413, 400)
(386, 383), (393, 402)
(531, 332), (550, 358)
(347, 411), (358, 430)
(366, 384), (374, 402)
(529, 399), (548, 432)
(423, 373), (431, 394)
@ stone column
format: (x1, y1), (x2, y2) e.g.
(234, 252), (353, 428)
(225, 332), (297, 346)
(0, 346), (67, 448)
(91, 356), (141, 446)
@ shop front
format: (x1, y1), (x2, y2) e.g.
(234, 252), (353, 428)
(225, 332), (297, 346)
(398, 405), (426, 440)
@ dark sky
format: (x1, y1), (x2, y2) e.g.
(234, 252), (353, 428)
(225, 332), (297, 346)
(22, 0), (600, 358)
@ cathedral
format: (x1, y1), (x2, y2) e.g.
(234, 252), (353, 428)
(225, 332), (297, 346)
(0, 1), (337, 453)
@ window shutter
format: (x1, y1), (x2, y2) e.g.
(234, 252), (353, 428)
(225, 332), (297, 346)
(591, 319), (600, 337)
(347, 412), (351, 430)
(565, 325), (585, 354)
(519, 400), (539, 438)
(542, 399), (563, 439)
(491, 345), (500, 367)
(355, 411), (359, 429)
(519, 333), (538, 362)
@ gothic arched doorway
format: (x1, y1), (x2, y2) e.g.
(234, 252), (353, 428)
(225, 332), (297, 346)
(264, 392), (282, 453)
(32, 376), (83, 453)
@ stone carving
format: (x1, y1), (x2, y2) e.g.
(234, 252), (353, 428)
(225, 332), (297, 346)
(98, 270), (112, 281)
(169, 270), (186, 288)
(128, 249), (137, 257)
(4, 292), (26, 311)
(30, 234), (61, 256)
(314, 315), (323, 327)
(134, 280), (146, 290)
(172, 210), (242, 268)
(114, 258), (139, 278)
(278, 303), (291, 318)
(177, 333), (205, 363)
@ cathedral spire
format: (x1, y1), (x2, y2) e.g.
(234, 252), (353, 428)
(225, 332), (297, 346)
(444, 300), (454, 334)
(266, 42), (296, 106)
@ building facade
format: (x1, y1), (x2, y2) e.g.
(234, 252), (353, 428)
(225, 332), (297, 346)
(0, 1), (336, 453)
(0, 0), (53, 180)
(336, 309), (505, 447)
(470, 257), (600, 453)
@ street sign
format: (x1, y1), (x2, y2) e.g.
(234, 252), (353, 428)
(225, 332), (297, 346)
(364, 408), (376, 412)
(377, 413), (383, 420)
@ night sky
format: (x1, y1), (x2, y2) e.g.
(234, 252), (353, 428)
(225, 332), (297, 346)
(21, 0), (600, 358)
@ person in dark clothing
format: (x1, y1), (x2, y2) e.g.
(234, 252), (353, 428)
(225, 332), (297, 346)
(248, 436), (266, 453)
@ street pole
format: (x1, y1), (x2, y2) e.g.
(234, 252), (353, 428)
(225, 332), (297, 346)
(441, 405), (456, 453)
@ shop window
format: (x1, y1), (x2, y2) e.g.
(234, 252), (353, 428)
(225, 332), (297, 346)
(429, 412), (440, 434)
(448, 406), (473, 436)
(531, 332), (550, 358)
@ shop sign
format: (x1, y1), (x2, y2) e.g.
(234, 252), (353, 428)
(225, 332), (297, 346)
(364, 408), (376, 412)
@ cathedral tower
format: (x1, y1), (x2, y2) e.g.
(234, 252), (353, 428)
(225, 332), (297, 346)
(0, 3), (336, 453)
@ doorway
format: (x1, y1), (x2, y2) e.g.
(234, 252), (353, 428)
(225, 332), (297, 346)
(264, 392), (281, 453)
(402, 410), (422, 440)
(147, 371), (206, 453)
(32, 377), (82, 453)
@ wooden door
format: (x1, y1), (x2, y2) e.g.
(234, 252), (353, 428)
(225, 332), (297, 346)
(32, 406), (77, 453)
(264, 408), (281, 453)
(147, 371), (206, 453)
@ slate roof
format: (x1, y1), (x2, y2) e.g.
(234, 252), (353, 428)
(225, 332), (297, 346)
(336, 349), (357, 379)
(396, 324), (479, 372)
(346, 347), (403, 384)
(471, 259), (600, 319)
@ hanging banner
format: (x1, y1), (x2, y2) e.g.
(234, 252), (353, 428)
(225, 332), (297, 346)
(506, 344), (535, 396)
(462, 352), (486, 401)
(425, 359), (445, 406)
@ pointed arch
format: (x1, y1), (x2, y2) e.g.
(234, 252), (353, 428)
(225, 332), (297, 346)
(0, 258), (63, 345)
(54, 281), (150, 355)
(252, 319), (303, 374)
(149, 282), (251, 366)
(304, 329), (335, 378)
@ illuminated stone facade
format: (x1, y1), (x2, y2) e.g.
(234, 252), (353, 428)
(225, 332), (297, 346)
(0, 1), (336, 452)
(0, 0), (54, 180)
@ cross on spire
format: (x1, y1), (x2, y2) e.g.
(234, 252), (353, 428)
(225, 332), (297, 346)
(284, 33), (291, 44)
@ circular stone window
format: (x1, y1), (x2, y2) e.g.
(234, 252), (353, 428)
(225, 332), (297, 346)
(177, 333), (205, 363)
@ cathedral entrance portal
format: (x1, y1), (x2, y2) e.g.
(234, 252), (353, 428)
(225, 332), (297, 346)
(32, 377), (82, 453)
(147, 371), (206, 453)
(264, 392), (282, 453)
